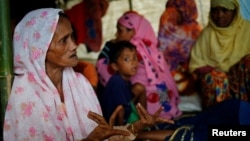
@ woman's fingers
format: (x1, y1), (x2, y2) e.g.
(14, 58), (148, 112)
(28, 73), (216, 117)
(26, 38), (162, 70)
(136, 103), (148, 119)
(136, 103), (163, 119)
(109, 105), (123, 126)
(87, 111), (108, 125)
(87, 109), (131, 140)
(156, 117), (175, 124)
(136, 103), (174, 126)
(153, 106), (164, 117)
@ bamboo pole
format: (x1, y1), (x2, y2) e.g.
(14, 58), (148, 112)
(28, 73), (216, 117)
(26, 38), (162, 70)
(128, 0), (133, 10)
(0, 0), (13, 140)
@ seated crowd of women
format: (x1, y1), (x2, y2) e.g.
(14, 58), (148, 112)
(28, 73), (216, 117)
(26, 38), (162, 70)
(3, 0), (250, 141)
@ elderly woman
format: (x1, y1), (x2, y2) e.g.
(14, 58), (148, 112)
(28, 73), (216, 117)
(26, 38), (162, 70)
(189, 0), (250, 109)
(3, 8), (174, 141)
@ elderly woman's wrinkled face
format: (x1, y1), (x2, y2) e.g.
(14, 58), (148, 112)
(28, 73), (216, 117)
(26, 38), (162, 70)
(46, 16), (78, 68)
(210, 6), (236, 27)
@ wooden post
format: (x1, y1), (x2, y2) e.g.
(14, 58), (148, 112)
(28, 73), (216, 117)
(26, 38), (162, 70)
(128, 0), (133, 10)
(0, 0), (13, 140)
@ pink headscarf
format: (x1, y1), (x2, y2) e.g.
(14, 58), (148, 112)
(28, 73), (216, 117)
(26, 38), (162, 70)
(4, 8), (102, 141)
(118, 11), (167, 85)
(118, 11), (182, 119)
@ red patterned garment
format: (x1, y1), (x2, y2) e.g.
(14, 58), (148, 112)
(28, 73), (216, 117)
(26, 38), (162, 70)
(157, 0), (202, 96)
(65, 0), (109, 52)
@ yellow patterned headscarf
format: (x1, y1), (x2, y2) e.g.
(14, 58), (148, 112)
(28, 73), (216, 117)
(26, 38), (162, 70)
(211, 0), (236, 10)
(189, 0), (250, 72)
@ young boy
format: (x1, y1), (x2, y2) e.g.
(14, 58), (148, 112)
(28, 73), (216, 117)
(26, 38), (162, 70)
(98, 40), (179, 140)
(98, 40), (143, 125)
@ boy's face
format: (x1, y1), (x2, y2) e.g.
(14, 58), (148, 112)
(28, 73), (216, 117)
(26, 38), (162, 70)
(111, 48), (138, 80)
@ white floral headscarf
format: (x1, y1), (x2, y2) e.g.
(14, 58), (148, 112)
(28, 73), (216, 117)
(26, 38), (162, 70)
(4, 8), (102, 141)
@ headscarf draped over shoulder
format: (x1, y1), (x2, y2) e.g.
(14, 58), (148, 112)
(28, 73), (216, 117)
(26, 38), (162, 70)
(189, 0), (250, 72)
(4, 8), (101, 141)
(117, 11), (163, 84)
(211, 0), (236, 10)
(166, 0), (199, 23)
(158, 0), (201, 70)
(118, 11), (158, 47)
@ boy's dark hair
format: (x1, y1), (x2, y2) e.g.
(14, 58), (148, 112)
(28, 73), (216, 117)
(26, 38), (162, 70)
(109, 41), (137, 64)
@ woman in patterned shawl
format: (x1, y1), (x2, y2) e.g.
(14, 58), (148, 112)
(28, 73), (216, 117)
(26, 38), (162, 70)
(189, 0), (250, 109)
(3, 8), (131, 141)
(158, 0), (202, 96)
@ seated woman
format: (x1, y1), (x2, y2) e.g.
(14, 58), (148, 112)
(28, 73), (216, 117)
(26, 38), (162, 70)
(96, 11), (182, 120)
(157, 0), (202, 96)
(189, 0), (250, 109)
